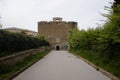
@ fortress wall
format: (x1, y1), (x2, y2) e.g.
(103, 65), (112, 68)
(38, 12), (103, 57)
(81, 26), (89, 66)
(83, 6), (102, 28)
(38, 18), (77, 49)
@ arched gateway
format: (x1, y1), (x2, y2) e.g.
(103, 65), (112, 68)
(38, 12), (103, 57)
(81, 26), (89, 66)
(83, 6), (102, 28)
(56, 45), (60, 50)
(55, 44), (61, 50)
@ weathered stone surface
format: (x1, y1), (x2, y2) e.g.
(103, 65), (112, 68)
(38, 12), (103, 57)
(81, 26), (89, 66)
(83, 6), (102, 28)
(38, 17), (77, 50)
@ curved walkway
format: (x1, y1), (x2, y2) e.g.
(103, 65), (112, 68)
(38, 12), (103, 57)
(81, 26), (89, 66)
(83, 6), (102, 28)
(13, 51), (110, 80)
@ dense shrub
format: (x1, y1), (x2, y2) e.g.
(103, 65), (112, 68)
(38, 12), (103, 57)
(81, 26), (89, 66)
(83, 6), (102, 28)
(68, 1), (120, 78)
(0, 30), (49, 57)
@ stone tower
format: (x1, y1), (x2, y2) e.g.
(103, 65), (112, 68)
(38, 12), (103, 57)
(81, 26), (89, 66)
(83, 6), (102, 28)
(38, 17), (77, 50)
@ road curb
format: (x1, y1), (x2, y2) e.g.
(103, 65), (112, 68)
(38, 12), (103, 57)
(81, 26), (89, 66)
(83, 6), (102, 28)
(3, 50), (50, 80)
(4, 56), (41, 80)
(72, 53), (120, 80)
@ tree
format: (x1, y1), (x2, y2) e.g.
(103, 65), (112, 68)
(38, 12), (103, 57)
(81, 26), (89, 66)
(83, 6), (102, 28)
(113, 0), (120, 13)
(0, 17), (2, 29)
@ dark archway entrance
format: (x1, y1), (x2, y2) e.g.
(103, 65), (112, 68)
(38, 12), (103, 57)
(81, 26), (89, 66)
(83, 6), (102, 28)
(56, 45), (60, 50)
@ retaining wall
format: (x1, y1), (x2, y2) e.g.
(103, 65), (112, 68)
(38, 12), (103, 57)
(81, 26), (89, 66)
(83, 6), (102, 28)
(0, 47), (50, 67)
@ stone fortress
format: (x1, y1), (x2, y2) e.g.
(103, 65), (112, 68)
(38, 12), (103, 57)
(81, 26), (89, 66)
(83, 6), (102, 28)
(38, 17), (77, 50)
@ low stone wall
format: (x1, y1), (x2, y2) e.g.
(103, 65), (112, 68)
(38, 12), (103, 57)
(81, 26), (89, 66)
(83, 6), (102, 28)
(0, 47), (50, 67)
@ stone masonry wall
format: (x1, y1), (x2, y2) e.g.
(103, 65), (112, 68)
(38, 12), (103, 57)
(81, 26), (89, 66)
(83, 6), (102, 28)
(38, 18), (77, 49)
(0, 47), (50, 67)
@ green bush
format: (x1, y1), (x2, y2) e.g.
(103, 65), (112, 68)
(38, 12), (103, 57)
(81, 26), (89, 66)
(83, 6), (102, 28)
(68, 2), (120, 78)
(0, 30), (49, 57)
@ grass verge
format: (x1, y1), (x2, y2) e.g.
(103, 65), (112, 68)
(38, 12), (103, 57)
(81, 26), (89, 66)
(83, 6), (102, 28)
(70, 50), (120, 79)
(0, 50), (50, 80)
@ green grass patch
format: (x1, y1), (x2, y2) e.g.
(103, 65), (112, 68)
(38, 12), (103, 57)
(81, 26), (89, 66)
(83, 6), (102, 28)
(70, 49), (120, 78)
(0, 50), (50, 80)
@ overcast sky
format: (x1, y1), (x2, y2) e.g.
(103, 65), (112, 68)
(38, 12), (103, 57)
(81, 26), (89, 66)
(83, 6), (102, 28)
(0, 0), (114, 32)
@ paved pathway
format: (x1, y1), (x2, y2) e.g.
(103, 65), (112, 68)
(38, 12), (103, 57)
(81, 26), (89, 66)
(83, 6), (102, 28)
(13, 51), (110, 80)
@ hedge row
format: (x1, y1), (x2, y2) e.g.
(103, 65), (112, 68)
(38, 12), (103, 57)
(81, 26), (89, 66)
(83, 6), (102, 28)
(0, 30), (49, 57)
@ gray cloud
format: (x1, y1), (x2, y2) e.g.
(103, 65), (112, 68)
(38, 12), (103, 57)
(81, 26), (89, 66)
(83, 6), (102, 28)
(0, 0), (114, 31)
